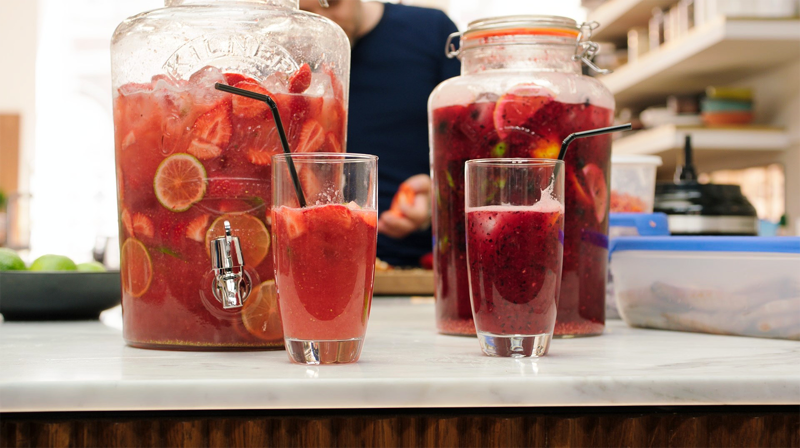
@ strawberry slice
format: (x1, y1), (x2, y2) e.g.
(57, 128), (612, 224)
(323, 132), (342, 153)
(288, 63), (312, 94)
(223, 73), (257, 86)
(231, 80), (271, 119)
(247, 148), (274, 166)
(188, 102), (232, 160)
(295, 120), (325, 153)
(309, 204), (352, 230)
(246, 128), (282, 166)
(359, 209), (378, 228)
(132, 213), (154, 238)
(121, 209), (134, 236)
(278, 206), (307, 239)
(186, 140), (223, 160)
(186, 214), (210, 242)
(298, 165), (323, 199)
(582, 163), (609, 224)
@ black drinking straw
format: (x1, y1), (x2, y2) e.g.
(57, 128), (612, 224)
(552, 123), (633, 179)
(214, 83), (307, 208)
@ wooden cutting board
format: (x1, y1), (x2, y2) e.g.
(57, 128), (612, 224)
(373, 269), (434, 296)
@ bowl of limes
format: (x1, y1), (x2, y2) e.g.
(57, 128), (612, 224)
(0, 249), (121, 320)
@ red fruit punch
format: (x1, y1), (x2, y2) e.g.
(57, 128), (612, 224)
(273, 204), (377, 341)
(113, 67), (347, 349)
(467, 205), (563, 336)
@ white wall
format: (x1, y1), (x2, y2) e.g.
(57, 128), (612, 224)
(734, 60), (800, 234)
(0, 0), (38, 194)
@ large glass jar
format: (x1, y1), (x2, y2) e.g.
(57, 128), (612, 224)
(111, 0), (350, 349)
(428, 16), (614, 337)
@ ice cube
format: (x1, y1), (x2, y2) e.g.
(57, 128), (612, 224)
(188, 66), (227, 106)
(306, 71), (333, 98)
(261, 71), (289, 95)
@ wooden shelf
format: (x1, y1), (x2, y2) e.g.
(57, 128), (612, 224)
(599, 17), (800, 109)
(589, 0), (678, 45)
(613, 124), (790, 155)
(612, 125), (790, 176)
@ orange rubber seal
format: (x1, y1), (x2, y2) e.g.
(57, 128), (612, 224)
(464, 27), (580, 40)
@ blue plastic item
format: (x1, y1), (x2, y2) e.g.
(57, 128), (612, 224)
(609, 213), (670, 236)
(609, 236), (800, 255)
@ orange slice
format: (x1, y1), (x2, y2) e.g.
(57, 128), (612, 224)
(120, 238), (153, 297)
(493, 84), (554, 140)
(205, 214), (270, 266)
(154, 154), (207, 212)
(241, 280), (283, 341)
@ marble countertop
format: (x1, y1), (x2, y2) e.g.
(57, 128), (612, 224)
(1, 298), (798, 412)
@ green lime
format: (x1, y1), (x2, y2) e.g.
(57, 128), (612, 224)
(0, 248), (26, 271)
(29, 254), (77, 272)
(76, 261), (107, 272)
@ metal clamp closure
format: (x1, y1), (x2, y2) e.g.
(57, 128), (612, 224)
(573, 21), (611, 74)
(445, 31), (463, 59)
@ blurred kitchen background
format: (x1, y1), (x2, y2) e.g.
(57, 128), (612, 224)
(0, 0), (798, 263)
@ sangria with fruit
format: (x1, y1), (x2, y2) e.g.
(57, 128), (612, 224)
(114, 65), (346, 349)
(429, 16), (615, 337)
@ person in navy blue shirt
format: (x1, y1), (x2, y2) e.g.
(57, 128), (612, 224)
(300, 0), (460, 267)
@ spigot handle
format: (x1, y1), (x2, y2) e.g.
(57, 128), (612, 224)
(210, 220), (251, 309)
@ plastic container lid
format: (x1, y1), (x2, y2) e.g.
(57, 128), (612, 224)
(609, 213), (670, 236)
(610, 236), (800, 255)
(611, 155), (663, 166)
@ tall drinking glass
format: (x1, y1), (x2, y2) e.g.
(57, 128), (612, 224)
(465, 159), (565, 357)
(272, 153), (378, 364)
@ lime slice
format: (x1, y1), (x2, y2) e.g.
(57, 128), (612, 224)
(120, 238), (153, 297)
(241, 280), (283, 341)
(154, 153), (207, 212)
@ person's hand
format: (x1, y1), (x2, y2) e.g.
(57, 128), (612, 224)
(378, 174), (431, 239)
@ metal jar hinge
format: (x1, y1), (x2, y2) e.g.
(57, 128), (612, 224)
(573, 21), (611, 75)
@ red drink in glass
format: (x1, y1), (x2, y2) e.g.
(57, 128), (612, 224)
(467, 204), (564, 337)
(271, 153), (378, 364)
(273, 204), (377, 342)
(114, 66), (346, 349)
(464, 158), (564, 357)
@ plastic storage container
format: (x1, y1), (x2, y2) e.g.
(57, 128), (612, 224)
(428, 16), (615, 337)
(606, 213), (670, 319)
(610, 155), (662, 213)
(111, 0), (350, 350)
(610, 236), (800, 340)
